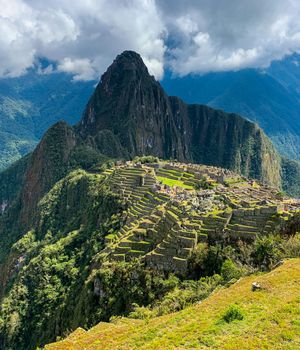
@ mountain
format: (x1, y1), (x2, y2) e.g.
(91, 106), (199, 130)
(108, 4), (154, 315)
(268, 53), (300, 95)
(161, 54), (300, 161)
(77, 51), (281, 187)
(1, 51), (300, 350)
(0, 65), (95, 170)
(45, 259), (300, 350)
(0, 51), (285, 229)
(0, 50), (297, 251)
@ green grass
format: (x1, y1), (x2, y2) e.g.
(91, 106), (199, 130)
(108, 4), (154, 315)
(45, 259), (300, 350)
(157, 176), (194, 189)
(224, 177), (244, 185)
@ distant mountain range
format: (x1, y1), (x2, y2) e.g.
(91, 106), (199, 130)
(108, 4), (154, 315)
(161, 53), (300, 161)
(0, 65), (94, 169)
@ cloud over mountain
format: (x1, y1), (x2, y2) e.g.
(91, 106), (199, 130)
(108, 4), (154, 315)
(1, 0), (300, 80)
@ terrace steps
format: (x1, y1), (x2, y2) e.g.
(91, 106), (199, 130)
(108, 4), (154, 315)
(100, 163), (286, 274)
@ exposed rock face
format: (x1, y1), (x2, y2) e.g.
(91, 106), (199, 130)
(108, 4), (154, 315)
(79, 51), (184, 160)
(78, 51), (281, 187)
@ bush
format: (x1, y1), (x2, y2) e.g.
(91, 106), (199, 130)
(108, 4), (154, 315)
(221, 259), (242, 282)
(132, 155), (159, 164)
(282, 234), (300, 258)
(222, 305), (244, 323)
(128, 304), (153, 320)
(251, 235), (282, 269)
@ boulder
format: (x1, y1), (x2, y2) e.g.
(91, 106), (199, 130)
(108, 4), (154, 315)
(251, 282), (261, 292)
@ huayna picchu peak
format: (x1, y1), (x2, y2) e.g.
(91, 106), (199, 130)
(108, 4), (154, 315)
(1, 51), (300, 350)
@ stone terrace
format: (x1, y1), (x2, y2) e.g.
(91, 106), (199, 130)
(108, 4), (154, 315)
(97, 161), (299, 274)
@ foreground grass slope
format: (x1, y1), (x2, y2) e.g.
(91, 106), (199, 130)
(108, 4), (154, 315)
(45, 259), (300, 350)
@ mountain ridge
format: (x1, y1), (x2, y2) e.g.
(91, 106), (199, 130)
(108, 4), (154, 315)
(0, 67), (95, 170)
(162, 55), (300, 161)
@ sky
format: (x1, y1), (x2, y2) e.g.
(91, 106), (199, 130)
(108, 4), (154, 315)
(1, 0), (300, 80)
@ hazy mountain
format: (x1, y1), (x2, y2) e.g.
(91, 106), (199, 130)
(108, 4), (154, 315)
(162, 54), (300, 161)
(0, 64), (95, 170)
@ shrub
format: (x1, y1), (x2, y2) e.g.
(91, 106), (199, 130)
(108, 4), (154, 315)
(251, 235), (282, 269)
(221, 259), (242, 282)
(222, 305), (244, 323)
(128, 304), (152, 320)
(282, 234), (300, 258)
(132, 155), (159, 164)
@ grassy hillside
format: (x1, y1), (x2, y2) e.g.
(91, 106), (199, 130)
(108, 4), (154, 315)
(45, 259), (300, 350)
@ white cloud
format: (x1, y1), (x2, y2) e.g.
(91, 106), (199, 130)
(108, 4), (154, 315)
(0, 0), (165, 80)
(57, 57), (96, 81)
(1, 0), (300, 79)
(159, 0), (300, 75)
(0, 0), (79, 77)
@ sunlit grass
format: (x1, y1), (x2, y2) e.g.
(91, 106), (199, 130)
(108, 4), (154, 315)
(45, 259), (300, 350)
(156, 176), (194, 189)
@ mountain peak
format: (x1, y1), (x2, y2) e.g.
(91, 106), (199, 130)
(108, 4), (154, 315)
(77, 50), (281, 189)
(114, 50), (144, 64)
(79, 50), (161, 136)
(102, 50), (151, 83)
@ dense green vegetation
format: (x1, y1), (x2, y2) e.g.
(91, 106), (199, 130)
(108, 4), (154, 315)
(282, 157), (300, 197)
(0, 169), (123, 349)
